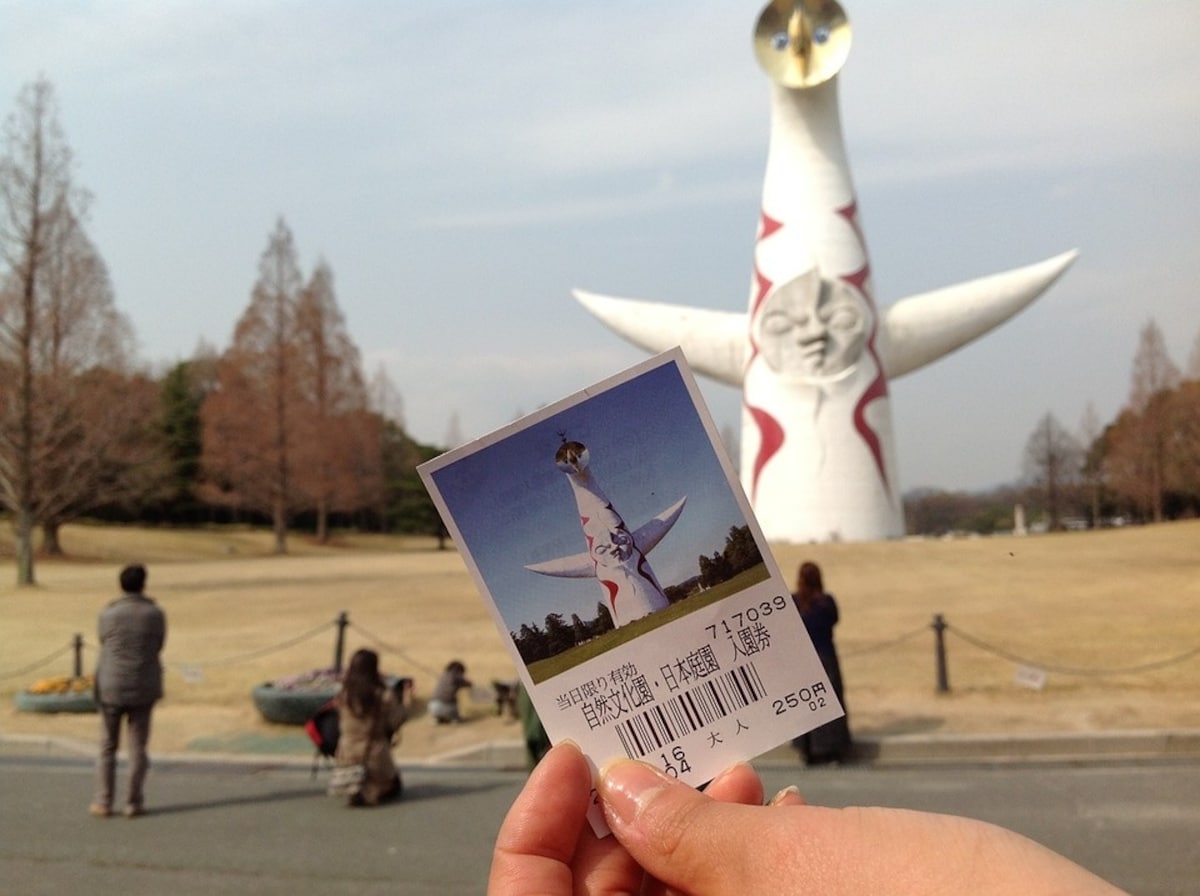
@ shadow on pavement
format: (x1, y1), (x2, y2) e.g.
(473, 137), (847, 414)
(141, 776), (511, 816)
(854, 715), (945, 737)
(137, 787), (317, 816)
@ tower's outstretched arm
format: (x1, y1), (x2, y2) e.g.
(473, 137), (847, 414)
(526, 496), (687, 578)
(573, 247), (1078, 387)
(573, 289), (746, 387)
(879, 249), (1079, 379)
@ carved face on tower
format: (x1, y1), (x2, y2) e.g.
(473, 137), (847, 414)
(592, 519), (636, 567)
(754, 268), (870, 381)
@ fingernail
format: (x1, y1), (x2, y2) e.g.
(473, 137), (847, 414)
(767, 784), (803, 807)
(707, 761), (751, 791)
(599, 759), (672, 825)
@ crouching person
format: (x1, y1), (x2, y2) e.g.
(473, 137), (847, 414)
(333, 649), (412, 807)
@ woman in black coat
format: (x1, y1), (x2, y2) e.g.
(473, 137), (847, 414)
(791, 561), (852, 764)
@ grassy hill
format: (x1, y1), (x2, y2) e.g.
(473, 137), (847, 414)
(2, 519), (1196, 755)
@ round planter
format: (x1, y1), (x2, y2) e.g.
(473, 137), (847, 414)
(14, 690), (98, 714)
(251, 683), (339, 725)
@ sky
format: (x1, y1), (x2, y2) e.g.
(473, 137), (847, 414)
(422, 353), (754, 633)
(2, 1), (1197, 493)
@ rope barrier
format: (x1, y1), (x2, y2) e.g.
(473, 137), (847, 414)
(16, 614), (1190, 695)
(945, 623), (1200, 677)
(842, 625), (928, 658)
(171, 619), (336, 670)
(0, 642), (77, 681)
(347, 621), (440, 678)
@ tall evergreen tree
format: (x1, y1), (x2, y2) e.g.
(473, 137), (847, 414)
(158, 361), (206, 520)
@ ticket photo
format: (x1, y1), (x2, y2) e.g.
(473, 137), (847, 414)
(418, 348), (843, 834)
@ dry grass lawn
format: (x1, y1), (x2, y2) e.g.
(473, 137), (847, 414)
(2, 519), (1197, 759)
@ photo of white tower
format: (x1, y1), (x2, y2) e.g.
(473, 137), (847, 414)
(526, 439), (685, 627)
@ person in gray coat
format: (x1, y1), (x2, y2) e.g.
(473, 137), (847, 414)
(90, 564), (166, 818)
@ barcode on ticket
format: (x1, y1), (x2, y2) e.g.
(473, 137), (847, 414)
(614, 662), (766, 758)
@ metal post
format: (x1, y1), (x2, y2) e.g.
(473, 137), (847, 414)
(932, 614), (950, 693)
(333, 611), (349, 673)
(73, 633), (84, 678)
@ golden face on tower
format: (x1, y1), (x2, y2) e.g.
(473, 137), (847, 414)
(754, 0), (851, 88)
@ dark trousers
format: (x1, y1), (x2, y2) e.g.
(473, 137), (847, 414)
(94, 702), (154, 810)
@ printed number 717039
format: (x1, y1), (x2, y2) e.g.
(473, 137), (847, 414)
(706, 595), (789, 639)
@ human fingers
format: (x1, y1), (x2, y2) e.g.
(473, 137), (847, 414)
(637, 765), (765, 896)
(506, 761), (766, 896)
(600, 759), (1125, 896)
(488, 741), (592, 895)
(599, 759), (806, 894)
(564, 761), (766, 896)
(767, 784), (806, 807)
(702, 762), (764, 807)
(641, 762), (765, 896)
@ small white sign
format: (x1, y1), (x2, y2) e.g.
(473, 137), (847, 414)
(419, 348), (842, 835)
(1014, 665), (1047, 691)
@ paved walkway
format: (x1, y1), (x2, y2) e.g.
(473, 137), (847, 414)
(2, 742), (1196, 895)
(6, 726), (1200, 769)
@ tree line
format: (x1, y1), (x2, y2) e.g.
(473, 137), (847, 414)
(0, 79), (443, 586)
(906, 319), (1200, 535)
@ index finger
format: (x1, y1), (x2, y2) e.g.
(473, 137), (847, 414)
(488, 741), (592, 895)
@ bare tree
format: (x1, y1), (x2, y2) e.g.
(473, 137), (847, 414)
(368, 361), (405, 428)
(0, 79), (152, 582)
(38, 368), (169, 552)
(1129, 319), (1180, 413)
(1078, 402), (1104, 528)
(31, 208), (167, 552)
(1022, 412), (1082, 530)
(201, 218), (304, 554)
(1186, 327), (1200, 381)
(0, 79), (78, 583)
(1102, 412), (1141, 521)
(1181, 327), (1200, 506)
(291, 260), (381, 542)
(1112, 320), (1181, 522)
(1165, 379), (1200, 508)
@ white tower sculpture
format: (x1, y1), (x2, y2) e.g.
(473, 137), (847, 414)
(573, 0), (1077, 543)
(526, 439), (685, 628)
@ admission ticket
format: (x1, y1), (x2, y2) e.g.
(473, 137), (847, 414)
(418, 348), (843, 835)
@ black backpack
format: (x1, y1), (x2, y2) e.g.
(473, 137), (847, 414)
(304, 698), (340, 775)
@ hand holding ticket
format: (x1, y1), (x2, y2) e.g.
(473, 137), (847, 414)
(489, 741), (1127, 895)
(419, 349), (843, 835)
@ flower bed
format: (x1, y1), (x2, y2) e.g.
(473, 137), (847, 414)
(251, 668), (342, 725)
(15, 675), (98, 714)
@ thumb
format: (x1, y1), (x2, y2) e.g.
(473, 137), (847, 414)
(598, 760), (1126, 896)
(599, 759), (817, 894)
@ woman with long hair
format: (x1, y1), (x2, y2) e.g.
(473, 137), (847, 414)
(334, 648), (412, 806)
(791, 561), (852, 764)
